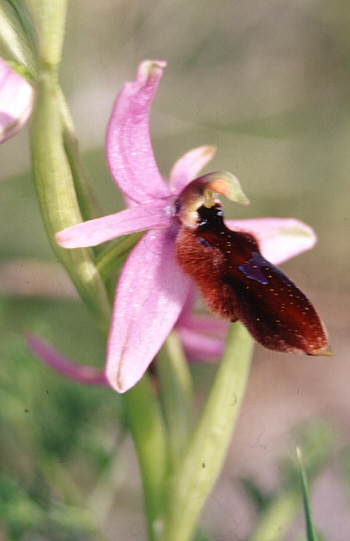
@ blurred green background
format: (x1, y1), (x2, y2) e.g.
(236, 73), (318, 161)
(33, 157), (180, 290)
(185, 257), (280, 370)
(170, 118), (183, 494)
(0, 1), (349, 539)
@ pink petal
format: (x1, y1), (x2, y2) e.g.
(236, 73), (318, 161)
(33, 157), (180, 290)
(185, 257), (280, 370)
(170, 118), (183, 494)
(106, 60), (170, 204)
(169, 145), (216, 194)
(0, 58), (33, 143)
(175, 284), (197, 322)
(176, 310), (228, 362)
(226, 217), (316, 265)
(56, 200), (172, 248)
(179, 313), (229, 336)
(177, 326), (224, 362)
(175, 287), (228, 361)
(26, 335), (107, 386)
(105, 228), (192, 392)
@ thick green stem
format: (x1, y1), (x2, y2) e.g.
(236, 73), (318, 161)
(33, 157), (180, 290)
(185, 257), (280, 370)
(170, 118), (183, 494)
(24, 0), (66, 66)
(162, 322), (254, 541)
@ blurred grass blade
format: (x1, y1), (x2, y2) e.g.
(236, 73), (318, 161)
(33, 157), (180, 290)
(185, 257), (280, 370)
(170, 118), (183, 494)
(249, 421), (333, 541)
(248, 491), (300, 541)
(297, 447), (319, 541)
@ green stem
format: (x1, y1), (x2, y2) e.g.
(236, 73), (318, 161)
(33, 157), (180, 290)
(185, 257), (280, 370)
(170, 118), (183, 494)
(24, 0), (67, 66)
(27, 9), (170, 538)
(124, 377), (169, 541)
(162, 322), (254, 541)
(156, 332), (193, 469)
(30, 68), (169, 541)
(29, 70), (111, 332)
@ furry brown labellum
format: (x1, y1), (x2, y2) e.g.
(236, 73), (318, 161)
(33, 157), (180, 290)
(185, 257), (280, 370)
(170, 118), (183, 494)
(175, 173), (331, 357)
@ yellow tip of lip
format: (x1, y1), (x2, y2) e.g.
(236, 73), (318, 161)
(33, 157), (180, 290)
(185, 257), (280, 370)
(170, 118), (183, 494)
(310, 344), (333, 357)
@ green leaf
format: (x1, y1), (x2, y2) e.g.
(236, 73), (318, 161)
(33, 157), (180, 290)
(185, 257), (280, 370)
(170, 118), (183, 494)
(0, 0), (36, 70)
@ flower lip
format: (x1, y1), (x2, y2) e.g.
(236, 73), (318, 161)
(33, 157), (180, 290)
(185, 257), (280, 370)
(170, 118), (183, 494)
(176, 203), (332, 358)
(176, 171), (249, 228)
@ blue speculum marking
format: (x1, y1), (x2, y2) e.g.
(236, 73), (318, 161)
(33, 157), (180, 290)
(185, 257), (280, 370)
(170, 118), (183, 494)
(238, 251), (269, 285)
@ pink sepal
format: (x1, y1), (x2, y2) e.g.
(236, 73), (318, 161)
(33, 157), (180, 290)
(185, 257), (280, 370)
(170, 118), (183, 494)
(106, 60), (170, 204)
(226, 217), (316, 265)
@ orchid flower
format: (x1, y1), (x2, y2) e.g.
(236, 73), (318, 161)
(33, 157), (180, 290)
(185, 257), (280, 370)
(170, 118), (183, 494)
(0, 58), (33, 143)
(49, 60), (330, 394)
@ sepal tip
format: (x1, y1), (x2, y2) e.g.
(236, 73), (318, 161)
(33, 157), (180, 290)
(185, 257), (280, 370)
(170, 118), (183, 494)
(138, 59), (167, 81)
(309, 344), (333, 357)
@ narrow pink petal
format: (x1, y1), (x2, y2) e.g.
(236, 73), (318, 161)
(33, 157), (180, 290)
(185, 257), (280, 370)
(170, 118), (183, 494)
(106, 60), (170, 204)
(56, 200), (172, 248)
(175, 284), (197, 322)
(105, 228), (192, 392)
(169, 145), (216, 194)
(226, 217), (316, 265)
(175, 287), (228, 361)
(176, 309), (228, 362)
(0, 58), (33, 143)
(26, 335), (108, 386)
(177, 326), (224, 362)
(179, 313), (229, 337)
